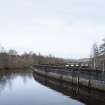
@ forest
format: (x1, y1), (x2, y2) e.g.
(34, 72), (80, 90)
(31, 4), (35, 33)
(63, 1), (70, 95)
(0, 47), (64, 69)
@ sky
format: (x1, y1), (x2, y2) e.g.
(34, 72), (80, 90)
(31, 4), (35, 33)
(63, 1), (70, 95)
(0, 0), (105, 59)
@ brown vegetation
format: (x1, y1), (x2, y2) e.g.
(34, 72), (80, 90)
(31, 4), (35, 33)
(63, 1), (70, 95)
(0, 48), (64, 69)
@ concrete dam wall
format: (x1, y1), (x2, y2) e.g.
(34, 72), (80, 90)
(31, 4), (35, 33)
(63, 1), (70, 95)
(33, 72), (105, 105)
(33, 66), (105, 91)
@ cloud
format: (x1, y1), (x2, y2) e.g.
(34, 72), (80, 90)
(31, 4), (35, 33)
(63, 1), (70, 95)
(0, 0), (105, 58)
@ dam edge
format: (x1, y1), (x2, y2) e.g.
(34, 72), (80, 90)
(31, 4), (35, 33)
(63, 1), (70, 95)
(32, 66), (105, 92)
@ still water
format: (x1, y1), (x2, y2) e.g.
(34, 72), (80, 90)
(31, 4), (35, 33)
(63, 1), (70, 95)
(0, 69), (105, 105)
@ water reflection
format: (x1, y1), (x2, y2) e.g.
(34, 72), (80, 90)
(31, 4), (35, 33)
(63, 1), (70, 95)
(1, 69), (105, 105)
(0, 69), (84, 105)
(0, 69), (32, 93)
(33, 72), (105, 105)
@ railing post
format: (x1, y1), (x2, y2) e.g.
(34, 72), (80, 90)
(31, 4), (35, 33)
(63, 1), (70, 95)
(103, 59), (105, 72)
(77, 69), (80, 86)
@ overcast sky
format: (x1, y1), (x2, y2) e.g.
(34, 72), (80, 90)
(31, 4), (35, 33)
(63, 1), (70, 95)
(0, 0), (105, 59)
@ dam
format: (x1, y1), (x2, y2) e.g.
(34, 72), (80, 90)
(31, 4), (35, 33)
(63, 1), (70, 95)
(33, 65), (105, 92)
(33, 72), (105, 105)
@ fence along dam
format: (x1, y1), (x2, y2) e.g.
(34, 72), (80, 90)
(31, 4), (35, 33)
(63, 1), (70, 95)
(32, 65), (105, 92)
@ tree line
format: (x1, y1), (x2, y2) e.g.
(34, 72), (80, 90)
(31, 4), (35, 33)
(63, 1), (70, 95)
(0, 47), (64, 69)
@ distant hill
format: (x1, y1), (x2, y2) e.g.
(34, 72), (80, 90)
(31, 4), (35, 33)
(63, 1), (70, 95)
(64, 58), (90, 63)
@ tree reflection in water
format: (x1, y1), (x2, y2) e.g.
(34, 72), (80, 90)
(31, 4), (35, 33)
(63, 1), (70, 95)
(0, 69), (32, 93)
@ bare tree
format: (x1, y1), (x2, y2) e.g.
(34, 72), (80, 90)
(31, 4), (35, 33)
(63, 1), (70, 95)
(99, 38), (105, 55)
(8, 49), (17, 55)
(91, 43), (99, 69)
